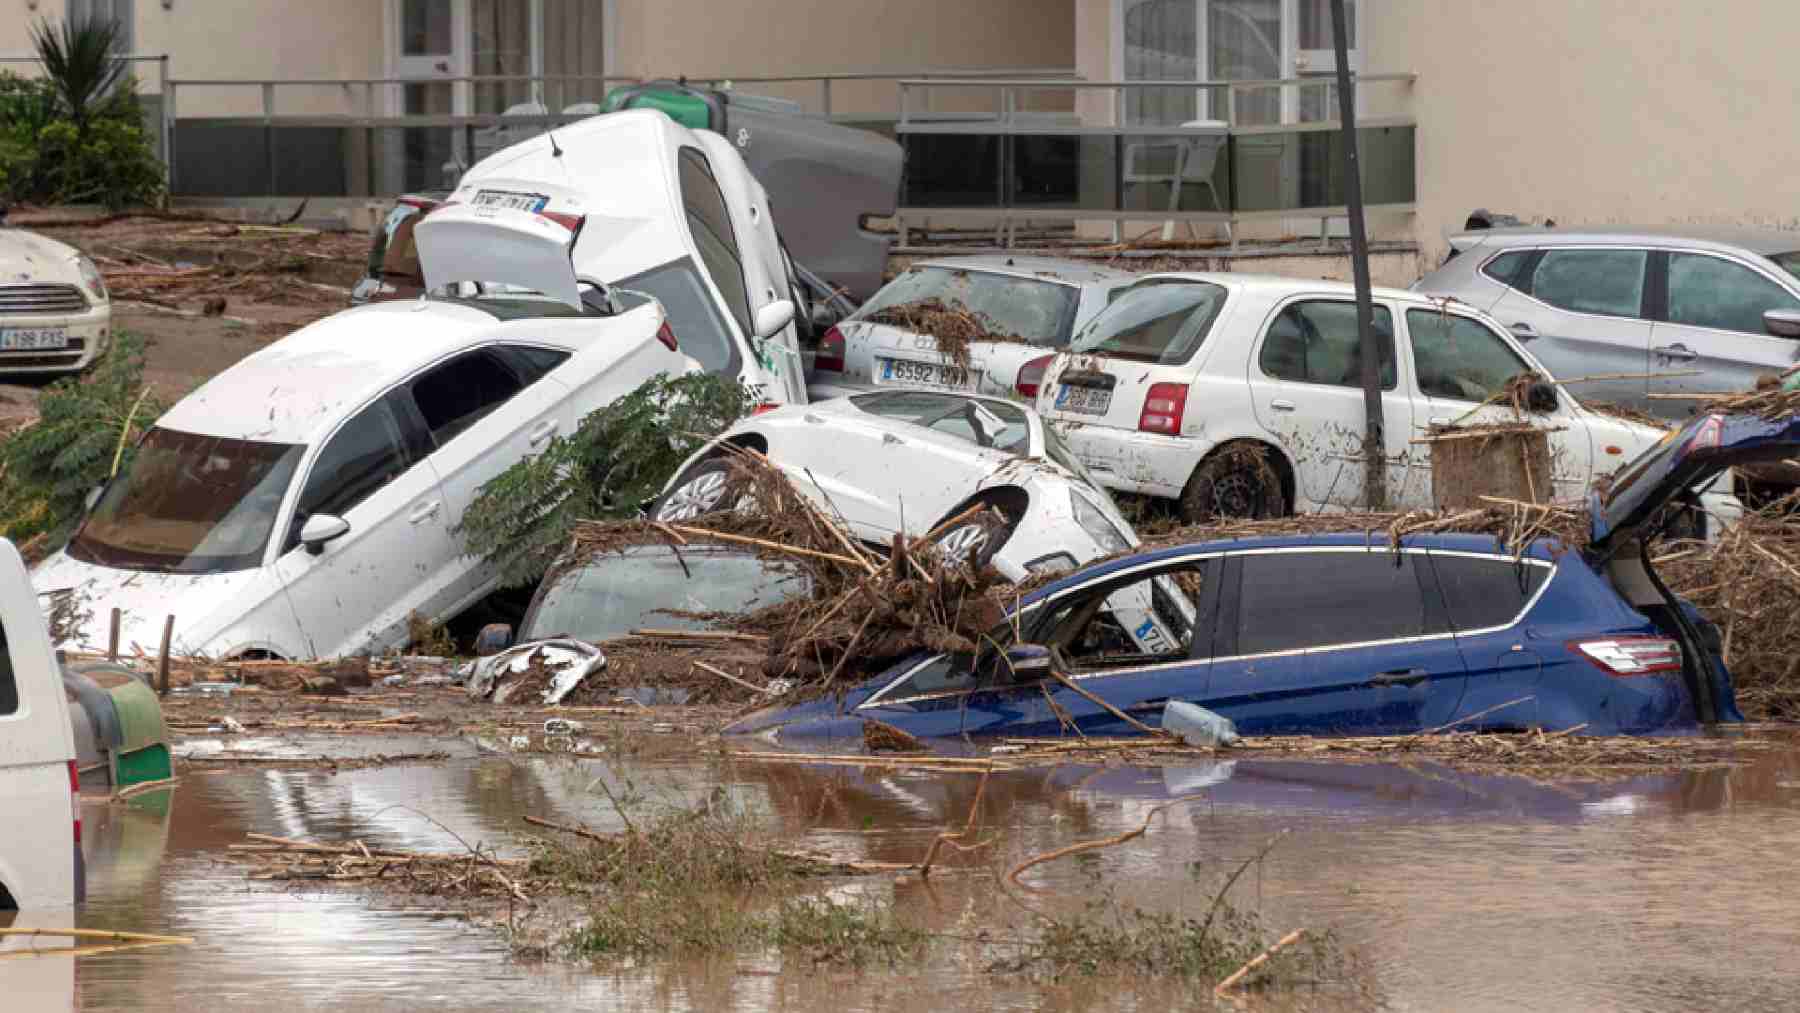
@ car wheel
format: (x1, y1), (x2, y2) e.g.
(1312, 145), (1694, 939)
(932, 505), (1015, 568)
(652, 457), (747, 522)
(1179, 447), (1287, 523)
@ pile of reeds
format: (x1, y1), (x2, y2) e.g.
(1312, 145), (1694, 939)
(1137, 497), (1590, 558)
(1662, 502), (1800, 718)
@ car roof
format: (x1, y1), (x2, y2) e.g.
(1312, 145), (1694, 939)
(1135, 270), (1465, 310)
(1453, 225), (1800, 258)
(913, 255), (1136, 288)
(157, 299), (500, 445)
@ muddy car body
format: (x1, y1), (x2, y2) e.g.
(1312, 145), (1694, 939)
(34, 243), (698, 660)
(0, 224), (111, 375)
(731, 409), (1773, 743)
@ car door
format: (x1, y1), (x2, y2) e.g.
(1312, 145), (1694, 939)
(1403, 307), (1595, 501)
(1425, 549), (1553, 729)
(1204, 549), (1466, 736)
(1245, 298), (1420, 509)
(398, 345), (572, 616)
(1486, 247), (1657, 411)
(273, 391), (455, 658)
(1647, 250), (1800, 414)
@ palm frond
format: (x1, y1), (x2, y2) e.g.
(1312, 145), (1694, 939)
(28, 15), (127, 128)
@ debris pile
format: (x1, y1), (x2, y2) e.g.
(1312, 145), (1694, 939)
(1662, 504), (1800, 718)
(862, 297), (1027, 367)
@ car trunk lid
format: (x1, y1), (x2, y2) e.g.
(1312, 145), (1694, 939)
(415, 195), (584, 310)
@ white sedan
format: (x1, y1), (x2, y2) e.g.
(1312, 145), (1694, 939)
(651, 390), (1139, 581)
(35, 210), (699, 660)
(1029, 273), (1739, 525)
(0, 225), (111, 374)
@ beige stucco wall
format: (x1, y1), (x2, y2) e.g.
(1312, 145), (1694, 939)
(1365, 0), (1800, 264)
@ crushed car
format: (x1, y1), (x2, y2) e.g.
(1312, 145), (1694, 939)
(729, 408), (1770, 744)
(34, 207), (699, 660)
(809, 255), (1134, 400)
(0, 222), (111, 375)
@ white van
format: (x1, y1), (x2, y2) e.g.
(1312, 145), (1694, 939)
(0, 538), (83, 908)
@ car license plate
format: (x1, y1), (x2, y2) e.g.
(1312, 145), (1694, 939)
(880, 357), (969, 388)
(1055, 383), (1111, 415)
(0, 326), (67, 351)
(472, 189), (549, 213)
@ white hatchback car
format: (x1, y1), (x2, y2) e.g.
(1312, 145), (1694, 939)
(1028, 273), (1736, 524)
(0, 225), (110, 375)
(809, 255), (1134, 400)
(35, 218), (699, 660)
(652, 390), (1139, 580)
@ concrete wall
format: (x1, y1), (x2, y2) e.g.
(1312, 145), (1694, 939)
(1364, 0), (1800, 263)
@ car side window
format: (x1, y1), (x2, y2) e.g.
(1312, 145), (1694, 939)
(1428, 554), (1549, 631)
(1666, 253), (1800, 336)
(495, 344), (571, 387)
(0, 606), (15, 716)
(1037, 564), (1208, 672)
(1258, 300), (1397, 390)
(877, 654), (980, 701)
(408, 349), (527, 448)
(1528, 250), (1648, 317)
(289, 397), (412, 549)
(678, 147), (754, 339)
(1406, 310), (1535, 404)
(1234, 551), (1436, 655)
(1480, 249), (1533, 288)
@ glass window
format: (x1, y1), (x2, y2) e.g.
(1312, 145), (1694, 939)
(369, 203), (426, 286)
(850, 392), (1029, 452)
(1666, 253), (1800, 335)
(879, 654), (981, 701)
(1406, 310), (1534, 403)
(678, 148), (753, 338)
(1070, 281), (1228, 364)
(1429, 554), (1549, 632)
(1258, 300), (1397, 389)
(542, 0), (608, 109)
(1529, 250), (1647, 317)
(495, 345), (571, 387)
(1039, 565), (1205, 671)
(855, 268), (1081, 347)
(1236, 551), (1432, 655)
(471, 0), (532, 113)
(401, 0), (452, 55)
(0, 597), (17, 716)
(294, 400), (411, 530)
(408, 349), (526, 447)
(1481, 249), (1533, 289)
(68, 0), (134, 54)
(1122, 0), (1198, 125)
(1770, 251), (1800, 284)
(68, 428), (303, 574)
(1207, 0), (1283, 124)
(522, 547), (808, 642)
(613, 258), (742, 375)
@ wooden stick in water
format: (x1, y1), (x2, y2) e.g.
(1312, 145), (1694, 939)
(1214, 928), (1307, 995)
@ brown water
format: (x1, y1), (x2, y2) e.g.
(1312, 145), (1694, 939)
(11, 733), (1800, 1011)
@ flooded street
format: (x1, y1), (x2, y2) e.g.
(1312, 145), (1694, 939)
(13, 733), (1800, 1011)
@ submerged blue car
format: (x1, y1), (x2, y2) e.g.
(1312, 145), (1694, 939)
(731, 410), (1790, 743)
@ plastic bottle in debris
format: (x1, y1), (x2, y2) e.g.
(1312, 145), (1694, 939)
(1162, 700), (1240, 748)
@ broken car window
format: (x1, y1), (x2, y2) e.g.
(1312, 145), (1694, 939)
(289, 400), (413, 548)
(523, 546), (809, 642)
(854, 267), (1080, 346)
(850, 392), (1030, 452)
(1666, 253), (1800, 336)
(1259, 300), (1397, 390)
(1234, 551), (1435, 655)
(678, 148), (754, 339)
(1070, 280), (1228, 364)
(1529, 249), (1648, 318)
(1406, 310), (1532, 403)
(70, 428), (304, 574)
(614, 258), (742, 376)
(408, 349), (527, 447)
(1039, 565), (1205, 671)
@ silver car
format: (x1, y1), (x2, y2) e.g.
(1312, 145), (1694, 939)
(1412, 227), (1800, 418)
(807, 255), (1136, 400)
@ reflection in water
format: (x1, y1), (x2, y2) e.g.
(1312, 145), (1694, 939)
(59, 734), (1800, 1012)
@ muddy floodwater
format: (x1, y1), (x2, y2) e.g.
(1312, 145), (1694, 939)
(14, 732), (1800, 1011)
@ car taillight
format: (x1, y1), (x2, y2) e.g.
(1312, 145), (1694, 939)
(1016, 354), (1055, 398)
(1571, 636), (1683, 677)
(69, 759), (80, 845)
(1679, 414), (1724, 458)
(537, 210), (584, 233)
(1138, 381), (1189, 435)
(656, 321), (678, 351)
(816, 326), (846, 373)
(752, 402), (781, 415)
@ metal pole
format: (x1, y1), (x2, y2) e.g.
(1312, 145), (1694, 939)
(1331, 0), (1383, 511)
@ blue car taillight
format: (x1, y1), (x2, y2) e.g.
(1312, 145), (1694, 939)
(1570, 636), (1683, 676)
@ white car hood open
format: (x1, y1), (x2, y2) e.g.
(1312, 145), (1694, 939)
(32, 551), (272, 657)
(415, 201), (582, 310)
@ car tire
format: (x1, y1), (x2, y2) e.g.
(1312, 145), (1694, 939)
(651, 456), (748, 523)
(931, 503), (1016, 568)
(1179, 447), (1287, 523)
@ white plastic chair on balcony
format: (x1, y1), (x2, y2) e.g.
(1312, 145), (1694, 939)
(1121, 119), (1229, 241)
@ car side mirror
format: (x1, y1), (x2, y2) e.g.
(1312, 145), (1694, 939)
(299, 513), (351, 555)
(1764, 308), (1800, 339)
(755, 299), (796, 339)
(475, 622), (514, 656)
(809, 302), (840, 330)
(994, 643), (1062, 682)
(1525, 379), (1559, 413)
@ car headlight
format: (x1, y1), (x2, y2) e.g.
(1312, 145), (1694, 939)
(75, 255), (107, 301)
(1069, 489), (1130, 553)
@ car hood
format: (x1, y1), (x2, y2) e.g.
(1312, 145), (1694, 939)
(1589, 411), (1800, 557)
(0, 229), (81, 284)
(31, 551), (273, 656)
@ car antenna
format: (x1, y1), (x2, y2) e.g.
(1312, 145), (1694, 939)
(548, 130), (564, 159)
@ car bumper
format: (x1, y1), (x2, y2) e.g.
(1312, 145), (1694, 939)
(1057, 425), (1206, 500)
(0, 304), (111, 374)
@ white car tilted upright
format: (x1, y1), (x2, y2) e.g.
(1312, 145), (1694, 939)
(1027, 273), (1738, 525)
(35, 208), (701, 660)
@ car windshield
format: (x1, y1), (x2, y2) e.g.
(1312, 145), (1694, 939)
(1770, 251), (1800, 284)
(522, 546), (808, 642)
(613, 257), (741, 375)
(855, 266), (1080, 345)
(1069, 280), (1229, 364)
(849, 392), (1030, 453)
(68, 427), (304, 574)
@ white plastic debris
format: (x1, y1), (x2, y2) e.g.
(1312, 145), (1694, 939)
(470, 639), (606, 704)
(764, 678), (794, 697)
(988, 744), (1026, 755)
(221, 715), (246, 735)
(381, 674), (408, 688)
(508, 735), (532, 750)
(1162, 700), (1240, 748)
(544, 718), (585, 735)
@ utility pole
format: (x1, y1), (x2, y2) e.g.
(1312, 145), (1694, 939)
(1331, 0), (1384, 510)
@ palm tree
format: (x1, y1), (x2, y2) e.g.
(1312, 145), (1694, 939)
(28, 15), (127, 133)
